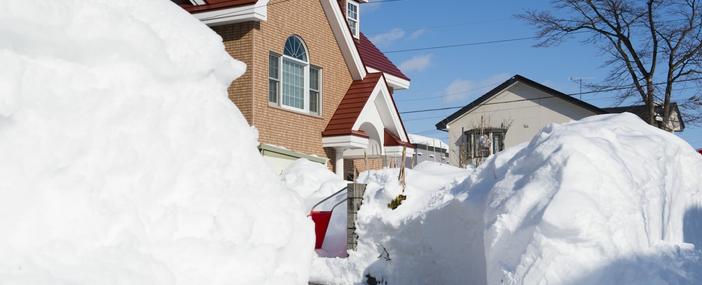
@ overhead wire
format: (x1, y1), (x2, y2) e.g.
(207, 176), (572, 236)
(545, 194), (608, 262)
(399, 76), (702, 115)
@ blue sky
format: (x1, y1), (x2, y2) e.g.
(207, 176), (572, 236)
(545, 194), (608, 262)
(361, 0), (702, 149)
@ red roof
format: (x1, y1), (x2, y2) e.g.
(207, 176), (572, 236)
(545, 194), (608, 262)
(356, 33), (410, 81)
(384, 129), (414, 148)
(323, 73), (412, 149)
(322, 73), (384, 137)
(698, 149), (702, 155)
(177, 0), (258, 13)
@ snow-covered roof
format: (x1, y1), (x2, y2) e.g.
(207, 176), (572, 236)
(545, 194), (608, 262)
(408, 134), (448, 150)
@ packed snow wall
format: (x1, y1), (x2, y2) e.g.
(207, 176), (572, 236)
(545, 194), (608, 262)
(0, 0), (313, 284)
(467, 113), (702, 285)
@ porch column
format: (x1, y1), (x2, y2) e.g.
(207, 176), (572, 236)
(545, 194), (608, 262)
(335, 147), (347, 178)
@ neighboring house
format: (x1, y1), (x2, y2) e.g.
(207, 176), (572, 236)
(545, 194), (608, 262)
(436, 74), (685, 167)
(407, 134), (448, 166)
(175, 0), (414, 178)
(436, 75), (606, 167)
(603, 103), (684, 132)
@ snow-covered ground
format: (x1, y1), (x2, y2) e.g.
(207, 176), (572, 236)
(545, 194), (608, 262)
(307, 114), (702, 285)
(306, 161), (472, 284)
(0, 1), (312, 284)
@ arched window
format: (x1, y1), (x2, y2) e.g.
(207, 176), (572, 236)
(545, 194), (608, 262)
(284, 36), (307, 61)
(268, 35), (322, 115)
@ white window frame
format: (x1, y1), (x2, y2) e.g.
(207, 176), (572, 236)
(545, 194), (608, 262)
(269, 36), (322, 116)
(280, 55), (309, 112)
(268, 52), (281, 105)
(346, 0), (360, 38)
(309, 66), (322, 115)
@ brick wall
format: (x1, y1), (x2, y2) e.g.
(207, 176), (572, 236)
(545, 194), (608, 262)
(211, 0), (377, 173)
(212, 23), (256, 124)
(251, 0), (354, 159)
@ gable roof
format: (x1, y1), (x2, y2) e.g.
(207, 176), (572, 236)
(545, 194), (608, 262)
(323, 73), (411, 146)
(603, 103), (685, 131)
(435, 74), (607, 131)
(177, 0), (258, 13)
(356, 33), (409, 81)
(323, 73), (384, 137)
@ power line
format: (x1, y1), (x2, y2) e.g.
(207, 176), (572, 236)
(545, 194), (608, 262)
(399, 76), (702, 115)
(383, 36), (542, 54)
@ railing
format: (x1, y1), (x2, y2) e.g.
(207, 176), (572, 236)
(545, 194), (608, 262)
(309, 186), (348, 213)
(309, 186), (348, 250)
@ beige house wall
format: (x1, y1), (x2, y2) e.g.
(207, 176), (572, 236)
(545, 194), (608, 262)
(446, 82), (599, 166)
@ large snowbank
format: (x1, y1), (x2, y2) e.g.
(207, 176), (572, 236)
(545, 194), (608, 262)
(312, 114), (702, 285)
(0, 1), (312, 284)
(473, 113), (702, 284)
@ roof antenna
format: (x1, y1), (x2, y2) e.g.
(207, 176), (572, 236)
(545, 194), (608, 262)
(570, 76), (593, 100)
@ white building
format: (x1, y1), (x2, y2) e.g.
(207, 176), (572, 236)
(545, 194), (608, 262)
(436, 75), (606, 167)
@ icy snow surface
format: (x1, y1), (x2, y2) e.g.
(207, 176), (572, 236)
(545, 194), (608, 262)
(0, 1), (312, 284)
(311, 114), (702, 285)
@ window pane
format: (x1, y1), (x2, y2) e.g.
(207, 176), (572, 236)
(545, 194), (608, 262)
(283, 36), (307, 62)
(493, 133), (504, 152)
(310, 67), (319, 90)
(310, 90), (319, 114)
(269, 53), (279, 79)
(269, 79), (278, 104)
(348, 19), (358, 36)
(282, 59), (305, 109)
(347, 3), (358, 19)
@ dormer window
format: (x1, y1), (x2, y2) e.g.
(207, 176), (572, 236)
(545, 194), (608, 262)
(347, 0), (360, 38)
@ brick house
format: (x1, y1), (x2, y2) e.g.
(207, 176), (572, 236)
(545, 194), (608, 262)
(174, 0), (414, 178)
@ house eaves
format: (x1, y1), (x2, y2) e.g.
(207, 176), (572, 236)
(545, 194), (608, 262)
(435, 74), (607, 131)
(177, 0), (267, 26)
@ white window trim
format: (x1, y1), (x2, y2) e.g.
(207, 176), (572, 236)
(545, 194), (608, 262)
(268, 52), (280, 104)
(346, 0), (360, 38)
(309, 66), (322, 115)
(269, 38), (323, 116)
(280, 55), (310, 113)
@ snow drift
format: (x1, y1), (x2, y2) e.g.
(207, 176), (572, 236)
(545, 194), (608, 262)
(472, 113), (702, 284)
(310, 162), (472, 284)
(312, 114), (702, 285)
(0, 0), (312, 284)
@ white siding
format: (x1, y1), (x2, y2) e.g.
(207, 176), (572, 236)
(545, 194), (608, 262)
(446, 82), (599, 166)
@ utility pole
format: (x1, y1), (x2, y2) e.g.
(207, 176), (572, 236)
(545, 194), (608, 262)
(570, 76), (593, 100)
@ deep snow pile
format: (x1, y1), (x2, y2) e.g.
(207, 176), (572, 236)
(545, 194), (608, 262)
(310, 161), (471, 284)
(473, 113), (702, 284)
(0, 1), (312, 284)
(312, 113), (702, 285)
(282, 159), (347, 257)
